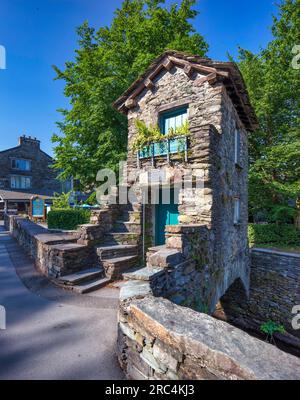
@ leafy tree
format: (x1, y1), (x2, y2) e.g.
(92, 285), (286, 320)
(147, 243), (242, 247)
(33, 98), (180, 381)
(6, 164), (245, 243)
(238, 0), (300, 222)
(52, 192), (71, 210)
(52, 0), (208, 189)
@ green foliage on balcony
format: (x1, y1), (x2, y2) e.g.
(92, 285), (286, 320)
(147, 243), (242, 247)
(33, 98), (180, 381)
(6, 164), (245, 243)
(133, 119), (189, 159)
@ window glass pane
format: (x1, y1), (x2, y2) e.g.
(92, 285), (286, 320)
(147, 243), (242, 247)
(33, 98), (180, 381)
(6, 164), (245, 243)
(234, 198), (240, 224)
(234, 130), (241, 164)
(11, 176), (31, 189)
(162, 108), (187, 135)
(12, 159), (31, 171)
(165, 118), (170, 134)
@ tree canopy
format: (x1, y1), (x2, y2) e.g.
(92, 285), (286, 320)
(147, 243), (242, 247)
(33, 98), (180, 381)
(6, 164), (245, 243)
(53, 0), (299, 224)
(238, 0), (300, 222)
(52, 0), (208, 189)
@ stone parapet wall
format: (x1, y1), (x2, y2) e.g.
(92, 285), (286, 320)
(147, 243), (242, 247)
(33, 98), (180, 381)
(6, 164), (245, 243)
(164, 224), (247, 313)
(118, 292), (300, 380)
(4, 214), (96, 277)
(220, 248), (300, 349)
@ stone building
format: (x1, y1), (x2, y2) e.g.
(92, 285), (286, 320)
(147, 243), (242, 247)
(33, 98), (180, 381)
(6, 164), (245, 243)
(0, 135), (63, 215)
(113, 51), (258, 312)
(5, 52), (299, 378)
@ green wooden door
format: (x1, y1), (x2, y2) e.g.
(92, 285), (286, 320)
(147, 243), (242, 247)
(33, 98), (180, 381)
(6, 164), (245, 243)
(155, 188), (179, 246)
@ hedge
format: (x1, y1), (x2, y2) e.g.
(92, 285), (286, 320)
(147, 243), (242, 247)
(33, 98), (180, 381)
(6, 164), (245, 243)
(47, 209), (91, 230)
(248, 223), (300, 246)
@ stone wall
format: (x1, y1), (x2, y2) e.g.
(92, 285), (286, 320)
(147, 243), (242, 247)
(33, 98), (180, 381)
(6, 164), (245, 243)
(118, 292), (300, 380)
(4, 204), (123, 278)
(77, 206), (120, 245)
(208, 86), (250, 308)
(123, 61), (249, 313)
(4, 214), (97, 277)
(219, 248), (300, 350)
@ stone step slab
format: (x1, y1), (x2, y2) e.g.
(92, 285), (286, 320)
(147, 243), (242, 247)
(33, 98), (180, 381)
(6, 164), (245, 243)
(147, 245), (166, 256)
(147, 247), (184, 269)
(58, 267), (104, 286)
(71, 277), (111, 294)
(102, 255), (139, 279)
(96, 244), (138, 259)
(123, 266), (165, 282)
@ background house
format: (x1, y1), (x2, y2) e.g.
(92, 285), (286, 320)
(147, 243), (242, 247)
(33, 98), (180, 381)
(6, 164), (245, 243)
(0, 135), (64, 216)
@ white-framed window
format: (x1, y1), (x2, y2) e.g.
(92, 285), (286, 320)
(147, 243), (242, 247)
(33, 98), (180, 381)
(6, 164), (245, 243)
(234, 197), (241, 225)
(10, 176), (32, 190)
(234, 129), (241, 166)
(11, 158), (31, 171)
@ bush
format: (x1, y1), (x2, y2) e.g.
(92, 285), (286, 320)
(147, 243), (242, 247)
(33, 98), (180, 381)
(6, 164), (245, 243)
(48, 209), (91, 230)
(248, 223), (300, 246)
(85, 192), (98, 206)
(268, 205), (297, 224)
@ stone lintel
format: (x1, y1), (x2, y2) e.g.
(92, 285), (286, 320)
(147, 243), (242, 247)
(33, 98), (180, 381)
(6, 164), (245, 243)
(165, 224), (206, 234)
(157, 98), (192, 114)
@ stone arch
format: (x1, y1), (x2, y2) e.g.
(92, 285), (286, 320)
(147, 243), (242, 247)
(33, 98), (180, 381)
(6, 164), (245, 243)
(213, 277), (249, 324)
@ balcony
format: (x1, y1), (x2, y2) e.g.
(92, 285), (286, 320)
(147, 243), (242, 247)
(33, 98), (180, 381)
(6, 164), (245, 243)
(137, 135), (189, 166)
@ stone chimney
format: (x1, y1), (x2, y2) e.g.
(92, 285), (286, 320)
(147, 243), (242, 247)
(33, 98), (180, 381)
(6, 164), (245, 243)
(18, 135), (40, 149)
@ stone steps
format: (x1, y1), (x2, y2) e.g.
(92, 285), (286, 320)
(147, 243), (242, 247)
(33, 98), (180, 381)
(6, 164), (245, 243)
(58, 267), (104, 285)
(56, 267), (111, 294)
(95, 213), (140, 281)
(72, 277), (111, 294)
(102, 255), (139, 280)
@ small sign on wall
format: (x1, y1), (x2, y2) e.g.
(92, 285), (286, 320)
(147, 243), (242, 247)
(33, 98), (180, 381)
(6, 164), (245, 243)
(30, 196), (46, 220)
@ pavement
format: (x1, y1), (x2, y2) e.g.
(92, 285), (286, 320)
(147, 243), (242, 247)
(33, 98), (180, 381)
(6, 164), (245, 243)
(0, 223), (124, 380)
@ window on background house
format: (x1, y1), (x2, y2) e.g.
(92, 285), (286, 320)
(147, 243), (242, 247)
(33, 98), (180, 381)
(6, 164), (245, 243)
(234, 129), (241, 166)
(10, 176), (32, 190)
(234, 197), (241, 225)
(160, 107), (188, 135)
(11, 158), (31, 171)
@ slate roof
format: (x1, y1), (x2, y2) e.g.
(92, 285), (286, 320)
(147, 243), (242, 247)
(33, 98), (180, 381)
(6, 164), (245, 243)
(0, 189), (53, 202)
(113, 50), (258, 131)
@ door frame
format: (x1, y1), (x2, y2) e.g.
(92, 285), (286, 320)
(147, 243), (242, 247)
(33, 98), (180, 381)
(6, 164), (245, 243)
(154, 186), (179, 246)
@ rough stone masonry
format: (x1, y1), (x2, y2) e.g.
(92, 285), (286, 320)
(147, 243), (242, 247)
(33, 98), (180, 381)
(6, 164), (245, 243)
(118, 294), (300, 380)
(114, 50), (258, 312)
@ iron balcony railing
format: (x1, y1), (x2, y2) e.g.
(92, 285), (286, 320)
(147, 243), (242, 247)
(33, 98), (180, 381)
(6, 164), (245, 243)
(137, 135), (189, 166)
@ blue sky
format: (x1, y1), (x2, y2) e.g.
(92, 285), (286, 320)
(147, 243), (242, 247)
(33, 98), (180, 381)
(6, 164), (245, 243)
(0, 0), (277, 156)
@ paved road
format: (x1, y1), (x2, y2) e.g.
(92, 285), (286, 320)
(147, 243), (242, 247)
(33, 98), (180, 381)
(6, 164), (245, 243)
(0, 224), (124, 380)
